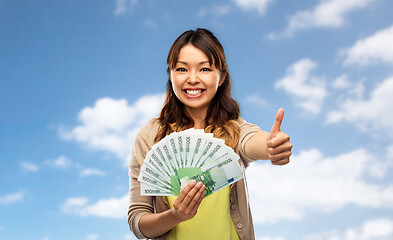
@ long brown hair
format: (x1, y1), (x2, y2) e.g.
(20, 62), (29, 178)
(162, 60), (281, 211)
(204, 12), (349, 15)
(155, 28), (240, 149)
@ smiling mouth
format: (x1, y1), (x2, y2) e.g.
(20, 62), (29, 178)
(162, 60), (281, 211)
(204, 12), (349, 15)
(184, 89), (205, 97)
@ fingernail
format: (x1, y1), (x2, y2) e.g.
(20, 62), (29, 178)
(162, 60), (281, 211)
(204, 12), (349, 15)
(196, 182), (202, 187)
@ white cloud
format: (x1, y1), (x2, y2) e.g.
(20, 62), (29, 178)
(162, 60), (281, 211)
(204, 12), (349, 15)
(20, 155), (105, 177)
(114, 0), (137, 16)
(332, 74), (351, 89)
(342, 24), (393, 66)
(40, 155), (108, 177)
(303, 218), (393, 240)
(327, 76), (393, 136)
(198, 4), (231, 17)
(61, 195), (128, 218)
(275, 58), (327, 114)
(244, 93), (267, 107)
(257, 237), (283, 240)
(44, 155), (72, 170)
(0, 191), (24, 204)
(347, 78), (365, 98)
(123, 234), (134, 240)
(331, 75), (365, 99)
(20, 161), (39, 173)
(61, 197), (88, 211)
(79, 168), (106, 177)
(86, 234), (99, 240)
(267, 0), (376, 39)
(59, 94), (164, 164)
(246, 148), (393, 224)
(143, 19), (158, 29)
(387, 145), (393, 159)
(232, 0), (272, 15)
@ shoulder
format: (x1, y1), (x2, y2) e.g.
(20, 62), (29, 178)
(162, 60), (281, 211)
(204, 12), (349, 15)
(129, 119), (161, 168)
(237, 117), (261, 133)
(134, 119), (161, 148)
(136, 119), (161, 139)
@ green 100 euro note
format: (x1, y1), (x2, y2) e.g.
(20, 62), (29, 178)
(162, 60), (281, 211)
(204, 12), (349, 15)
(138, 129), (244, 198)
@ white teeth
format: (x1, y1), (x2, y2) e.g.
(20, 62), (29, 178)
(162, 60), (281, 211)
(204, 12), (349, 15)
(186, 89), (202, 96)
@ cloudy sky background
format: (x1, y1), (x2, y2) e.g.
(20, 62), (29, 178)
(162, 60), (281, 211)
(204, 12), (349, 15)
(1, 0), (393, 239)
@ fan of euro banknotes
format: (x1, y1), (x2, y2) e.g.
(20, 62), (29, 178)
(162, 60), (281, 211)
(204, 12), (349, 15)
(138, 128), (244, 197)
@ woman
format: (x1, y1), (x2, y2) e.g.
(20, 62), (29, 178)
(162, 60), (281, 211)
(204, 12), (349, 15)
(128, 28), (292, 240)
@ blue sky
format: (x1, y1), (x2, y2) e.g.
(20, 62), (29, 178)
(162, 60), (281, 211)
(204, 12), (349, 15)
(1, 0), (393, 239)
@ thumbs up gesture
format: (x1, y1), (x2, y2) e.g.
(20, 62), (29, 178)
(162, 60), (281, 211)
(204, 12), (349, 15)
(266, 108), (292, 165)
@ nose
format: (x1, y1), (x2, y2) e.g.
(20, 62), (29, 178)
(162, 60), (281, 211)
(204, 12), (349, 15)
(187, 70), (200, 84)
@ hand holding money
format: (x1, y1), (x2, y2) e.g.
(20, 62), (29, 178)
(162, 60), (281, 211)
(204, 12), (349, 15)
(170, 180), (206, 222)
(138, 129), (243, 197)
(267, 108), (293, 165)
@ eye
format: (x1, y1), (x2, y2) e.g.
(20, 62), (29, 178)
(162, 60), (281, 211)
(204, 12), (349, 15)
(201, 68), (212, 72)
(175, 67), (187, 72)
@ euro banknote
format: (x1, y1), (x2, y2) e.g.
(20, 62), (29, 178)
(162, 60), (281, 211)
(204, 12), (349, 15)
(138, 129), (243, 197)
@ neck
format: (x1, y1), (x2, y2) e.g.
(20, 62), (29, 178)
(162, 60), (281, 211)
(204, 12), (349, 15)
(185, 107), (207, 129)
(193, 120), (204, 129)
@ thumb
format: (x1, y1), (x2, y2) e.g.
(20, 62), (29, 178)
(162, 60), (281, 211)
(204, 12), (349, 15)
(269, 108), (284, 136)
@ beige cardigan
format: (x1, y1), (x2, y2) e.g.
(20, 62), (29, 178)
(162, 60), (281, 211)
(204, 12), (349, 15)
(128, 118), (262, 240)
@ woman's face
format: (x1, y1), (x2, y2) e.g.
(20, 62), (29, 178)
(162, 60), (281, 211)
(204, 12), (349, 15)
(170, 44), (223, 117)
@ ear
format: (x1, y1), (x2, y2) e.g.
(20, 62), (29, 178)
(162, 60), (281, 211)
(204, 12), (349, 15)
(218, 72), (226, 86)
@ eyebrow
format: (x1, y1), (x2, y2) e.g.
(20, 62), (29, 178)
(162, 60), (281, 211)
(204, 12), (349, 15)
(176, 61), (210, 65)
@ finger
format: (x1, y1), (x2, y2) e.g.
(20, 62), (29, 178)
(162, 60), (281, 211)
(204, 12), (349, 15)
(180, 182), (203, 208)
(190, 188), (206, 215)
(271, 158), (290, 165)
(268, 140), (293, 155)
(269, 108), (284, 135)
(267, 132), (290, 148)
(269, 151), (292, 162)
(185, 183), (205, 212)
(175, 180), (196, 203)
(189, 185), (206, 214)
(190, 192), (205, 215)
